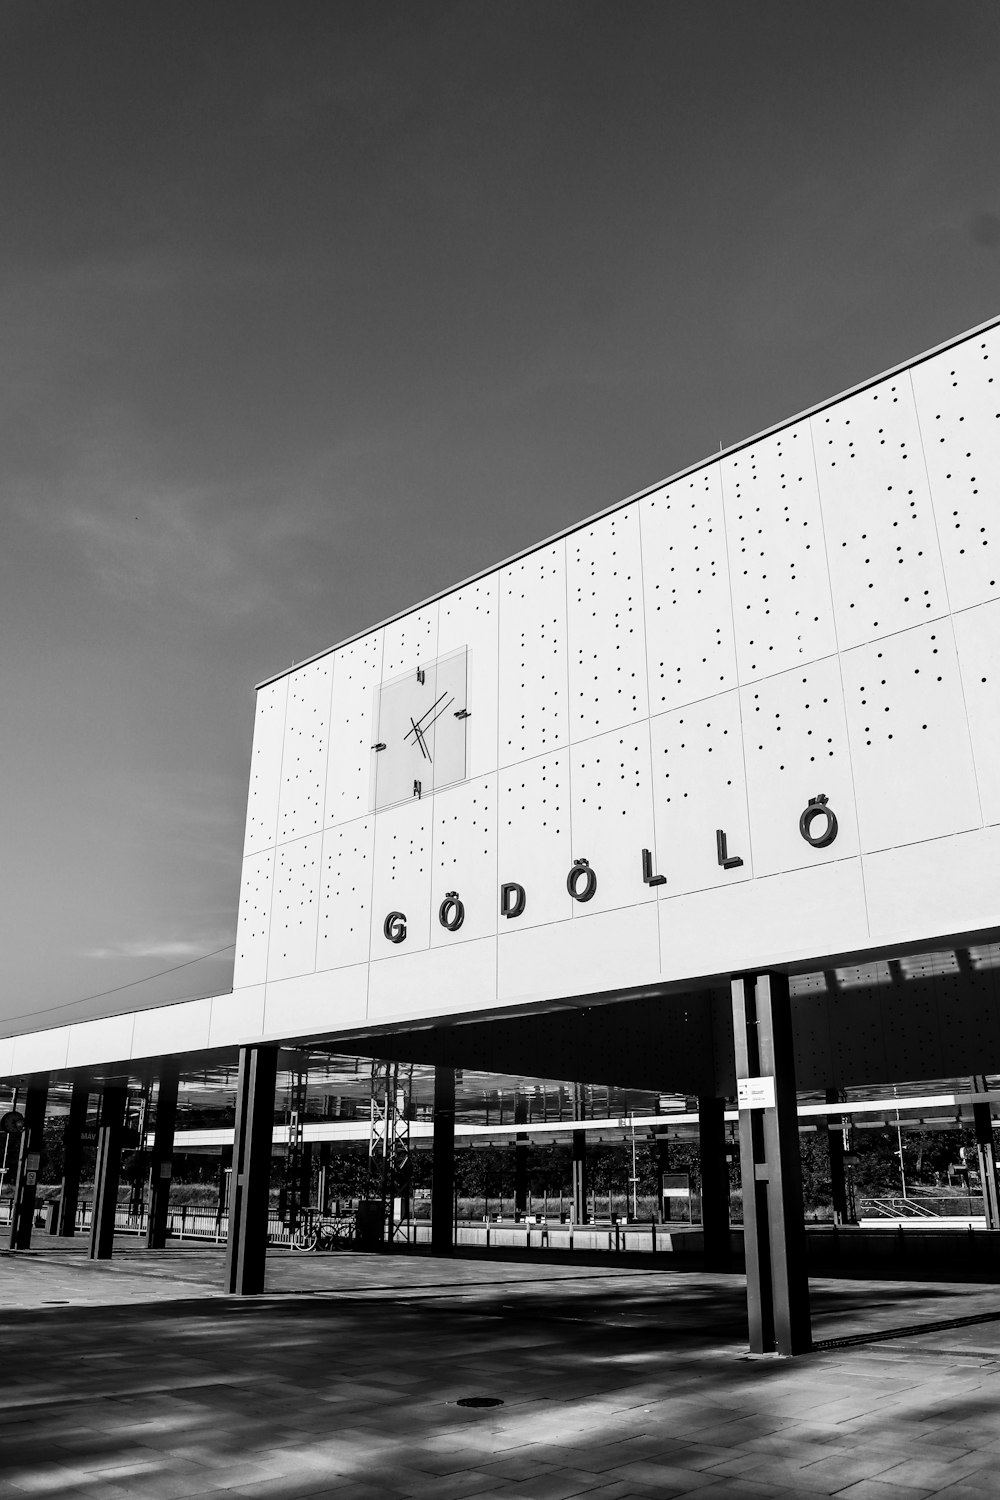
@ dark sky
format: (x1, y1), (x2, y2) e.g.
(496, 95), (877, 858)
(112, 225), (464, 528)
(2, 0), (999, 1033)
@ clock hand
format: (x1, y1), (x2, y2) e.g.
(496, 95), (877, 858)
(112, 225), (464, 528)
(403, 692), (447, 743)
(420, 694), (456, 733)
(409, 717), (431, 760)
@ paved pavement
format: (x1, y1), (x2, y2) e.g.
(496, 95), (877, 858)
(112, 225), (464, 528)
(3, 1237), (1000, 1498)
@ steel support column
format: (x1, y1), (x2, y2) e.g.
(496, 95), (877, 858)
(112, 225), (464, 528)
(732, 972), (810, 1355)
(972, 1075), (1000, 1231)
(826, 1087), (850, 1226)
(89, 1083), (127, 1260)
(317, 1142), (331, 1214)
(698, 1095), (731, 1270)
(218, 1144), (234, 1216)
(655, 1135), (671, 1222)
(431, 1064), (455, 1254)
(56, 1077), (89, 1237)
(9, 1075), (49, 1250)
(571, 1084), (588, 1224)
(225, 1045), (278, 1295)
(514, 1091), (528, 1219)
(146, 1062), (179, 1249)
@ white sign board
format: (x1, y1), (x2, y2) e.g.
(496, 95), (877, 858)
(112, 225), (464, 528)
(737, 1076), (776, 1111)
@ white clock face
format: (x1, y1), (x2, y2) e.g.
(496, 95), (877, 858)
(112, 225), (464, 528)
(373, 648), (468, 810)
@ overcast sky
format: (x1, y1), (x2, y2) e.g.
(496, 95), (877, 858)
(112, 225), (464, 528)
(2, 0), (999, 1035)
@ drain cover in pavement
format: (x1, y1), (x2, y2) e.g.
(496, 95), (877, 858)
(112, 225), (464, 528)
(455, 1397), (504, 1408)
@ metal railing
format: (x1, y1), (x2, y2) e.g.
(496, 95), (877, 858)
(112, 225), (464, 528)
(860, 1194), (985, 1220)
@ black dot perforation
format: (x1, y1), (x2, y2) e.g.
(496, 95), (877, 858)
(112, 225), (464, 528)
(271, 839), (319, 967)
(724, 427), (829, 678)
(644, 473), (732, 708)
(658, 711), (737, 804)
(502, 549), (566, 758)
(571, 508), (646, 731)
(818, 381), (944, 638)
(853, 631), (946, 748)
(278, 662), (332, 841)
(501, 757), (566, 839)
(748, 668), (840, 775)
(918, 335), (999, 605)
(320, 826), (371, 944)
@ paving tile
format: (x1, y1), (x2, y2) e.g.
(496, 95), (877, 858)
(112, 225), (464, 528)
(832, 1483), (936, 1500)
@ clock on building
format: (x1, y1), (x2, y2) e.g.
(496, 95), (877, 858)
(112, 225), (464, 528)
(372, 648), (469, 810)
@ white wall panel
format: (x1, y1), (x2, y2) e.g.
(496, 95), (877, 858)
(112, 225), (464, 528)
(567, 504), (649, 739)
(0, 1037), (15, 1077)
(368, 938), (496, 1019)
(741, 657), (859, 877)
(569, 727), (657, 916)
(266, 834), (321, 982)
(640, 468), (738, 713)
(721, 422), (837, 681)
(841, 621), (981, 852)
(813, 376), (948, 649)
(208, 985), (265, 1047)
(132, 999), (212, 1060)
(243, 678), (288, 856)
(913, 327), (1000, 612)
(368, 799), (433, 959)
(67, 1014), (135, 1069)
(865, 826), (1000, 945)
(438, 576), (499, 780)
(498, 751), (574, 930)
(431, 775), (498, 947)
(660, 861), (869, 981)
(498, 542), (569, 766)
(276, 658), (333, 844)
(325, 631), (383, 829)
(233, 848), (274, 988)
(382, 603), (439, 679)
(954, 599), (1000, 825)
(316, 817), (375, 971)
(12, 1026), (69, 1074)
(649, 692), (752, 894)
(497, 904), (659, 1003)
(263, 966), (367, 1038)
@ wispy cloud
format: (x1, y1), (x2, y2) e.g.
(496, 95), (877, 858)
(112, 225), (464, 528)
(80, 938), (227, 962)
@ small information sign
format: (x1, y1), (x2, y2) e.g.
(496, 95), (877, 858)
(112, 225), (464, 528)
(662, 1172), (690, 1200)
(25, 1152), (41, 1172)
(737, 1076), (776, 1110)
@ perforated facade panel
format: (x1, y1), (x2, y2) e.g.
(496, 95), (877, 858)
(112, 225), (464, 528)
(498, 543), (569, 765)
(227, 317), (1000, 1041)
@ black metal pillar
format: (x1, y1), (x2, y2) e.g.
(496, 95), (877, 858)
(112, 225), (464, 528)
(732, 972), (810, 1356)
(56, 1077), (89, 1237)
(699, 1095), (731, 1270)
(218, 1143), (233, 1213)
(431, 1064), (455, 1254)
(826, 1087), (850, 1226)
(89, 1083), (127, 1260)
(299, 1141), (313, 1212)
(9, 1075), (49, 1250)
(571, 1084), (588, 1223)
(225, 1045), (278, 1295)
(654, 1133), (671, 1222)
(514, 1092), (528, 1219)
(317, 1142), (331, 1213)
(146, 1062), (179, 1249)
(972, 1076), (1000, 1231)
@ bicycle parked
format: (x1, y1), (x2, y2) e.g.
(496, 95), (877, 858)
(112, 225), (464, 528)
(289, 1208), (357, 1251)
